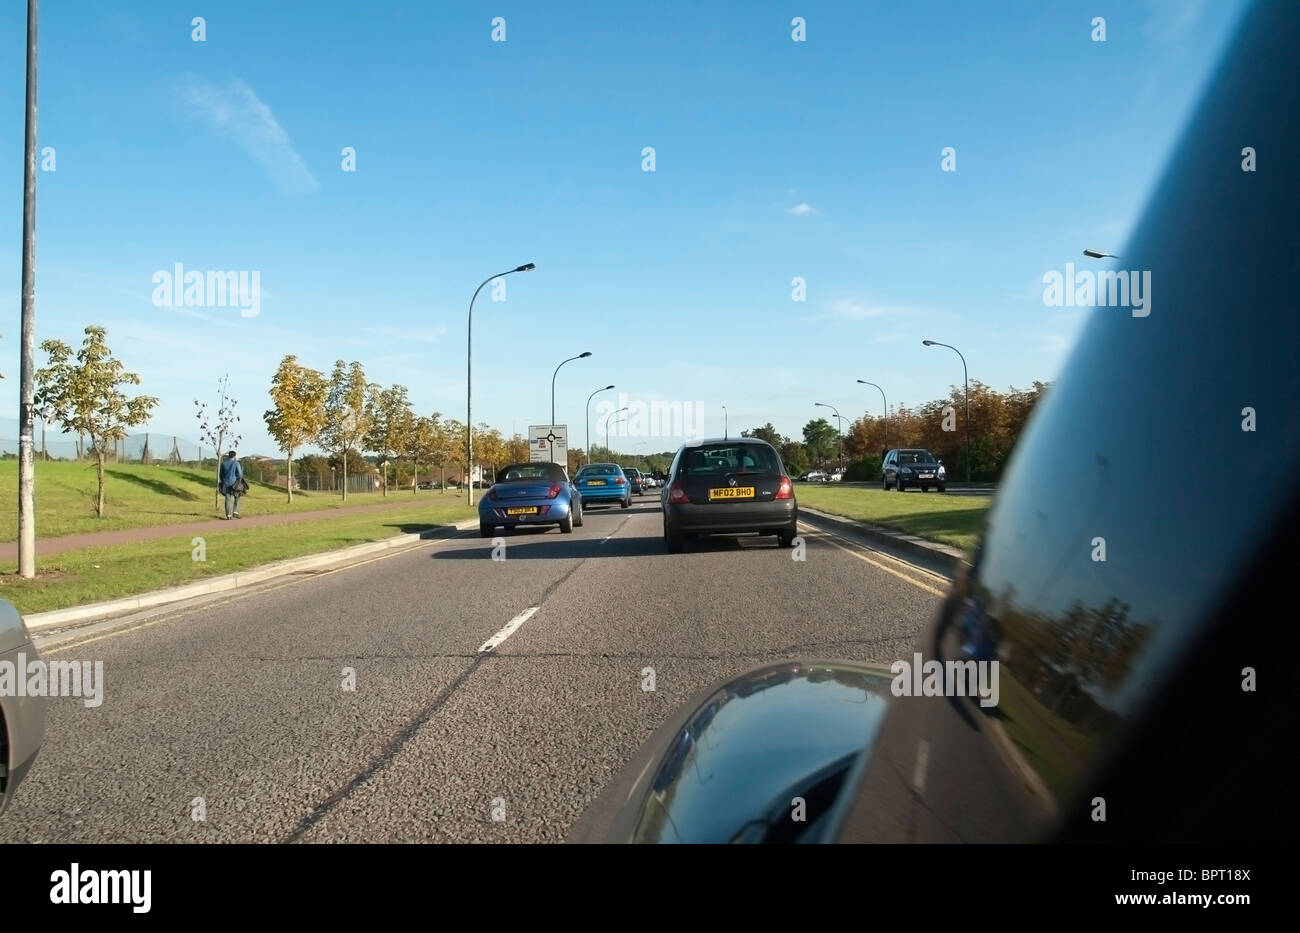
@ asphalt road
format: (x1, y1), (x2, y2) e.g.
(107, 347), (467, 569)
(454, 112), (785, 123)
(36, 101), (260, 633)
(1, 494), (946, 843)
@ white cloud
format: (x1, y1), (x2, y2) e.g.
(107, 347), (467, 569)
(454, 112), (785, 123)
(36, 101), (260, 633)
(788, 202), (818, 216)
(177, 77), (319, 195)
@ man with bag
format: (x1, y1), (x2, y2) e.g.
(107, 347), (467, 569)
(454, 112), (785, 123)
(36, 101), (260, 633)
(219, 450), (247, 519)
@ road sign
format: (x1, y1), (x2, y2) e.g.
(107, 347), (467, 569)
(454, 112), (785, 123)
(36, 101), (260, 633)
(528, 425), (567, 465)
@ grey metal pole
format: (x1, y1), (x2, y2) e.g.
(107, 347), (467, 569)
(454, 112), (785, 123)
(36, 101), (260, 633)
(857, 380), (888, 452)
(922, 340), (971, 482)
(18, 0), (39, 579)
(467, 263), (534, 506)
(585, 384), (614, 466)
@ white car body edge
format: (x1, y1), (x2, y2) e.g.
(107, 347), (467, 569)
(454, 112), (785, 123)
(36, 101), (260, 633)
(0, 599), (48, 816)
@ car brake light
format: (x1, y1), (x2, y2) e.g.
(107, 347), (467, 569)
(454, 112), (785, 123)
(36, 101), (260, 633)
(775, 476), (793, 499)
(547, 484), (562, 498)
(614, 477), (625, 485)
(668, 484), (689, 504)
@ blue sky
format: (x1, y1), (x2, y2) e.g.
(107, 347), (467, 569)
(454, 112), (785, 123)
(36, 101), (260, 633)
(0, 0), (1248, 455)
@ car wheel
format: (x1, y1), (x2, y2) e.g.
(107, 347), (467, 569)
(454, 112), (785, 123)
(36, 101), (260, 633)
(921, 485), (929, 493)
(777, 528), (796, 548)
(479, 522), (493, 538)
(882, 476), (889, 490)
(622, 496), (631, 509)
(664, 521), (685, 553)
(559, 512), (573, 534)
(937, 483), (946, 493)
(574, 503), (584, 527)
(897, 480), (906, 492)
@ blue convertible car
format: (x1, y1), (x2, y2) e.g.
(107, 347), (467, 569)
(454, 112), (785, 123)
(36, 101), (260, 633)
(479, 462), (583, 537)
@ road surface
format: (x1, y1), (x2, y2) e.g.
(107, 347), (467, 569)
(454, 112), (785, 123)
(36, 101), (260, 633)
(1, 496), (944, 842)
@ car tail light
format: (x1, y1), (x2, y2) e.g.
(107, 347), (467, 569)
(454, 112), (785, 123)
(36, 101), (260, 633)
(614, 477), (626, 485)
(668, 483), (689, 504)
(775, 475), (793, 499)
(547, 484), (562, 498)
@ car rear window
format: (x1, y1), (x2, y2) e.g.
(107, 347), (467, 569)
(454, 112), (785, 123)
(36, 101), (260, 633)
(499, 463), (567, 482)
(577, 465), (620, 477)
(680, 444), (781, 475)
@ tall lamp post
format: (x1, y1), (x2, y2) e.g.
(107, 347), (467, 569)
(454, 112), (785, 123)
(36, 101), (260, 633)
(467, 262), (535, 505)
(586, 384), (615, 465)
(922, 339), (970, 483)
(814, 402), (845, 473)
(603, 406), (628, 459)
(856, 380), (888, 453)
(722, 404), (728, 440)
(549, 351), (590, 464)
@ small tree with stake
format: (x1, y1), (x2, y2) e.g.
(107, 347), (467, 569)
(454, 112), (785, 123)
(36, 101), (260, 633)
(195, 374), (242, 508)
(35, 326), (158, 518)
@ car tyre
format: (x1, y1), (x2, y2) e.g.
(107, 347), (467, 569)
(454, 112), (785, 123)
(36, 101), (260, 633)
(882, 476), (889, 490)
(574, 503), (584, 527)
(622, 496), (631, 509)
(777, 528), (796, 548)
(937, 483), (946, 493)
(479, 522), (493, 538)
(559, 512), (574, 534)
(664, 522), (685, 553)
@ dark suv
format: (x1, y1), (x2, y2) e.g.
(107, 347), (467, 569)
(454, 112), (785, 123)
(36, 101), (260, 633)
(882, 448), (945, 492)
(661, 438), (797, 552)
(623, 467), (645, 495)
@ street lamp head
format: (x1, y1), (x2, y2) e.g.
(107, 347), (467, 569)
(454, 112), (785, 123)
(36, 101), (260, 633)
(578, 351), (592, 359)
(922, 339), (936, 346)
(603, 384), (615, 390)
(515, 263), (536, 272)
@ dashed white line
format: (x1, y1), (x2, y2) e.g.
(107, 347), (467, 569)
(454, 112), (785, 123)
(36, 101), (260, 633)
(478, 606), (539, 653)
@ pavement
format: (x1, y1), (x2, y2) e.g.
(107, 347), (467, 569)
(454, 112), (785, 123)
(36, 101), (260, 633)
(0, 494), (951, 843)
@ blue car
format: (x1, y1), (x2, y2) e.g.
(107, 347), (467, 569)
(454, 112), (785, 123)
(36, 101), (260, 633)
(479, 462), (583, 537)
(573, 462), (632, 509)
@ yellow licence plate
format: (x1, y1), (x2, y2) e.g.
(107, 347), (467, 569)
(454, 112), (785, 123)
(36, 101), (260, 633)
(708, 487), (755, 500)
(506, 507), (539, 515)
(587, 479), (605, 486)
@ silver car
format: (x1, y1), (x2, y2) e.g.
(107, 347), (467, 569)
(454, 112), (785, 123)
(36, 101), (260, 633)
(0, 599), (47, 816)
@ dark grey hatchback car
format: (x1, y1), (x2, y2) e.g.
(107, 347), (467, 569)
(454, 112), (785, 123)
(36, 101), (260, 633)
(661, 438), (797, 552)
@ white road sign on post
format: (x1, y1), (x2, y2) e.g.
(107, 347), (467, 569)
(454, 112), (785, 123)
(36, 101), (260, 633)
(528, 425), (568, 465)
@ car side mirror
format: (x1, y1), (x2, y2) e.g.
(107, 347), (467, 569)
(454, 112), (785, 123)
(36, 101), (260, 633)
(567, 661), (892, 843)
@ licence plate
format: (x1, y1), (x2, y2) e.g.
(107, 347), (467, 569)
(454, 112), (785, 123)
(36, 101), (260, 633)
(506, 507), (539, 516)
(919, 473), (933, 479)
(708, 487), (755, 500)
(587, 479), (605, 486)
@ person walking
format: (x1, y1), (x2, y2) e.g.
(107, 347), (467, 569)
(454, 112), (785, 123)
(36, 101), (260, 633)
(219, 450), (246, 519)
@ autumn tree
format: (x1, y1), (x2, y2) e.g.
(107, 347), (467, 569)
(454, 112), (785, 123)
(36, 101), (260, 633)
(319, 360), (371, 501)
(364, 383), (413, 497)
(401, 414), (441, 492)
(264, 355), (327, 503)
(195, 373), (242, 508)
(35, 326), (159, 517)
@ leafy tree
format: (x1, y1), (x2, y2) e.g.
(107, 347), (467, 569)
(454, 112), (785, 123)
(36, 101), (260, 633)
(319, 360), (371, 501)
(741, 423), (782, 447)
(196, 374), (242, 508)
(802, 418), (839, 467)
(780, 441), (810, 476)
(35, 326), (159, 517)
(400, 414), (441, 492)
(364, 383), (412, 497)
(475, 424), (506, 482)
(264, 356), (327, 502)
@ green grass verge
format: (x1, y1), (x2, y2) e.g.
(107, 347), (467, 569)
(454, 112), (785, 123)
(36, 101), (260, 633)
(990, 674), (1102, 805)
(0, 501), (476, 614)
(795, 485), (990, 551)
(0, 460), (462, 542)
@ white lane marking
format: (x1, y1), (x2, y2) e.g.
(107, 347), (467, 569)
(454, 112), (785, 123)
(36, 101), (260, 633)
(478, 606), (539, 653)
(912, 739), (930, 794)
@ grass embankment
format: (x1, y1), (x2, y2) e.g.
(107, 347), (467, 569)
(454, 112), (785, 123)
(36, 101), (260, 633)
(795, 485), (991, 552)
(0, 500), (476, 614)
(0, 460), (454, 541)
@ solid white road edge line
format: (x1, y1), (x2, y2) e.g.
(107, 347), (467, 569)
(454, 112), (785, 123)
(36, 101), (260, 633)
(478, 606), (539, 653)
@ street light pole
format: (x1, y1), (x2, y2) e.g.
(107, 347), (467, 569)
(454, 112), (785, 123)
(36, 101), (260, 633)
(467, 262), (534, 506)
(549, 351), (590, 464)
(722, 404), (728, 440)
(586, 384), (615, 466)
(922, 339), (970, 483)
(814, 402), (844, 472)
(856, 380), (888, 452)
(17, 0), (39, 579)
(604, 406), (628, 458)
